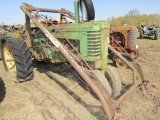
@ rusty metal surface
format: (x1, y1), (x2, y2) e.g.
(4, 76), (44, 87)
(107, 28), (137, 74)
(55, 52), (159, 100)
(23, 3), (75, 20)
(110, 25), (137, 31)
(108, 45), (147, 107)
(109, 25), (138, 58)
(109, 33), (138, 59)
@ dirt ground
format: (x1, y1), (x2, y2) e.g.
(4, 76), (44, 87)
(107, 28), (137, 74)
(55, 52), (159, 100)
(0, 38), (160, 120)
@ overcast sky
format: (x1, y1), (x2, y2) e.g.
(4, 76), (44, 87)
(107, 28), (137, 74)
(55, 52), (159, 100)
(0, 0), (160, 25)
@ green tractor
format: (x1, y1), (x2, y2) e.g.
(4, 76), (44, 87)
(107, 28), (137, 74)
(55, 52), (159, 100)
(0, 0), (147, 119)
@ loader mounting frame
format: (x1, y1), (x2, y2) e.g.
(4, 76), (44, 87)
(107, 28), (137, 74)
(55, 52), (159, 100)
(20, 2), (147, 119)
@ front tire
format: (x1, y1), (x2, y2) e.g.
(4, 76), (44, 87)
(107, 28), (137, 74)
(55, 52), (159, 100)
(1, 33), (34, 82)
(105, 65), (122, 98)
(154, 31), (158, 40)
(112, 53), (134, 69)
(131, 49), (139, 59)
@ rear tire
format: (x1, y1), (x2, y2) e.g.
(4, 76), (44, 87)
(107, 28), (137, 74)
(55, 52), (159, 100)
(154, 31), (158, 40)
(139, 30), (144, 39)
(80, 0), (95, 21)
(1, 33), (34, 82)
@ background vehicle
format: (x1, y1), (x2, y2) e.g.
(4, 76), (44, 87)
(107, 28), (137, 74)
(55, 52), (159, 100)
(139, 25), (160, 40)
(0, 1), (147, 119)
(109, 25), (139, 67)
(109, 25), (139, 58)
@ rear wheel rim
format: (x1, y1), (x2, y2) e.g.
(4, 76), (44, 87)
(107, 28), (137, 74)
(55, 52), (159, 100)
(3, 42), (17, 76)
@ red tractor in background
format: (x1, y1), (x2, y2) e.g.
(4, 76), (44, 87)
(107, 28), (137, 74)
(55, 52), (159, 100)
(109, 25), (139, 67)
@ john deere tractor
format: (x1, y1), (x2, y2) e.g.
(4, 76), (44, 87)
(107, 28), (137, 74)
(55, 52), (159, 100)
(0, 0), (147, 119)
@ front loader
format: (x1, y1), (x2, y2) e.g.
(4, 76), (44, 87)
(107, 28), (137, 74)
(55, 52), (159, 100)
(0, 0), (147, 119)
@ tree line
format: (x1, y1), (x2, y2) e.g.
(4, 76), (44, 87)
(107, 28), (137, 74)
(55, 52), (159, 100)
(108, 9), (160, 27)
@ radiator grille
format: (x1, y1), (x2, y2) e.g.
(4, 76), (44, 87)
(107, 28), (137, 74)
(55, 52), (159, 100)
(87, 31), (101, 56)
(129, 30), (137, 47)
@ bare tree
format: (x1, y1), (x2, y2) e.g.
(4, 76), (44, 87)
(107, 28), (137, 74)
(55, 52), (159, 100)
(128, 9), (140, 16)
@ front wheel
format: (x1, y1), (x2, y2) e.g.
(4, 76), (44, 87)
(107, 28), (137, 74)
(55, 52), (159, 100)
(1, 33), (34, 82)
(154, 31), (158, 40)
(105, 65), (122, 98)
(130, 49), (139, 59)
(112, 53), (134, 69)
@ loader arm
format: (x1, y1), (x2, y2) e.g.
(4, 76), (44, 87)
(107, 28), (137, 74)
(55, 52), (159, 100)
(19, 2), (147, 119)
(20, 4), (116, 120)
